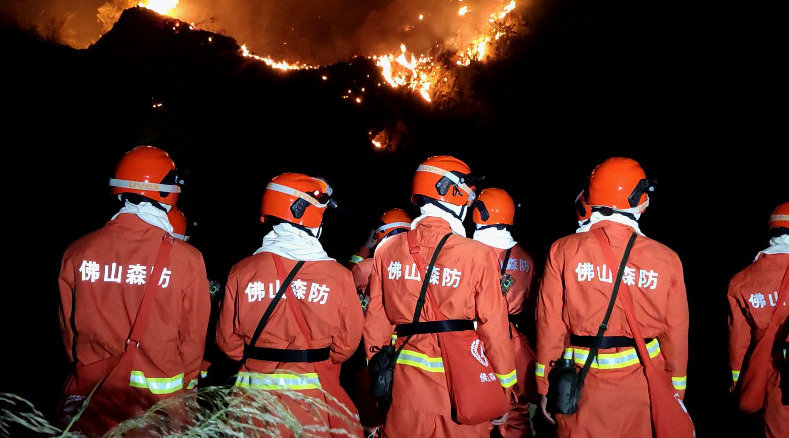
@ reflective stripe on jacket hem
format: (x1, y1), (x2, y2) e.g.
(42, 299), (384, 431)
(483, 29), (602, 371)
(535, 362), (545, 378)
(496, 369), (517, 388)
(235, 372), (322, 390)
(562, 338), (661, 369)
(129, 371), (184, 394)
(396, 349), (445, 372)
(672, 375), (687, 390)
(732, 369), (740, 384)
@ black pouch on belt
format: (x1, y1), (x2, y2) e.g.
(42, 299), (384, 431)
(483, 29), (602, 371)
(547, 233), (637, 415)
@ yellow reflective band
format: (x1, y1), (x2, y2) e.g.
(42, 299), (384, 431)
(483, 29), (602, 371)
(562, 339), (661, 370)
(732, 369), (740, 383)
(348, 255), (364, 265)
(396, 349), (445, 373)
(496, 370), (518, 388)
(535, 363), (545, 378)
(187, 379), (198, 390)
(391, 334), (397, 346)
(201, 370), (208, 379)
(235, 372), (322, 390)
(129, 371), (184, 394)
(672, 376), (687, 390)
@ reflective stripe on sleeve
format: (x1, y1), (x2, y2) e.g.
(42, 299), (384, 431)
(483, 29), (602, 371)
(496, 370), (517, 388)
(535, 362), (545, 378)
(562, 339), (661, 370)
(187, 379), (197, 390)
(672, 375), (687, 391)
(235, 372), (322, 390)
(732, 369), (740, 384)
(201, 370), (208, 379)
(396, 349), (445, 373)
(348, 255), (364, 265)
(129, 371), (184, 394)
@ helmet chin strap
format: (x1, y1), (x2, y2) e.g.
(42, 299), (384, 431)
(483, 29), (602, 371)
(427, 198), (467, 222)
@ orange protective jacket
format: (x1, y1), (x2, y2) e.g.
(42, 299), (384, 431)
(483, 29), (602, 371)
(536, 221), (689, 437)
(351, 257), (374, 297)
(363, 217), (516, 435)
(58, 214), (210, 428)
(215, 252), (363, 415)
(491, 244), (536, 438)
(728, 252), (789, 438)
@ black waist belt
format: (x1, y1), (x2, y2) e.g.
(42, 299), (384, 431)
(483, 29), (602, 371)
(396, 319), (474, 337)
(243, 345), (330, 362)
(570, 335), (654, 349)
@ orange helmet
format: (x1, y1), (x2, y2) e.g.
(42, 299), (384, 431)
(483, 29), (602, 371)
(473, 188), (515, 226)
(109, 145), (181, 205)
(261, 172), (336, 229)
(575, 191), (591, 222)
(374, 208), (412, 243)
(769, 202), (789, 230)
(167, 206), (189, 241)
(586, 157), (652, 213)
(412, 155), (476, 207)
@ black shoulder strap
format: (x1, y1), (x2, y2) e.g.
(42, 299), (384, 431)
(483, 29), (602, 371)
(501, 247), (513, 276)
(242, 258), (305, 364)
(578, 232), (638, 387)
(393, 232), (453, 359)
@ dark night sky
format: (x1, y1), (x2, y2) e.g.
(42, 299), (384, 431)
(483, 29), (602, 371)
(0, 1), (785, 437)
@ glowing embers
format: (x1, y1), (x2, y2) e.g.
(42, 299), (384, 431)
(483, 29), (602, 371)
(240, 45), (318, 71)
(138, 0), (179, 16)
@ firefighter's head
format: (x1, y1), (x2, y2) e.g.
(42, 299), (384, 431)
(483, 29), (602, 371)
(769, 202), (789, 238)
(374, 208), (412, 244)
(109, 145), (182, 207)
(586, 157), (654, 217)
(411, 155), (479, 221)
(167, 206), (190, 241)
(472, 188), (515, 230)
(261, 172), (337, 235)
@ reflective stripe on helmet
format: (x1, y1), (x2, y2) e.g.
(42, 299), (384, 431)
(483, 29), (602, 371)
(109, 178), (182, 194)
(129, 371), (184, 394)
(771, 214), (789, 223)
(266, 182), (331, 208)
(234, 372), (322, 390)
(416, 164), (476, 202)
(375, 221), (411, 234)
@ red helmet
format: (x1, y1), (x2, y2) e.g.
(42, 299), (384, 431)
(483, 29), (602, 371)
(109, 145), (181, 205)
(261, 173), (336, 229)
(167, 206), (189, 241)
(769, 202), (789, 230)
(587, 157), (651, 213)
(412, 155), (476, 207)
(575, 191), (591, 222)
(374, 208), (412, 243)
(473, 188), (514, 226)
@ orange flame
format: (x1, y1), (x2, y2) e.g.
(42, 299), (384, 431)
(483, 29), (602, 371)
(138, 0), (179, 16)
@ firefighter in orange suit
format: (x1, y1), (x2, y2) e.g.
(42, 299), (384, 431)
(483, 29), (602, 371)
(352, 208), (413, 309)
(536, 157), (689, 438)
(57, 146), (211, 435)
(215, 173), (364, 436)
(472, 188), (536, 438)
(363, 156), (517, 438)
(728, 202), (789, 438)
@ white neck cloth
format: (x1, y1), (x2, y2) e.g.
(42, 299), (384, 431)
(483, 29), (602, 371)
(411, 202), (467, 236)
(254, 222), (334, 261)
(755, 234), (789, 260)
(576, 211), (644, 236)
(473, 226), (517, 249)
(112, 199), (173, 234)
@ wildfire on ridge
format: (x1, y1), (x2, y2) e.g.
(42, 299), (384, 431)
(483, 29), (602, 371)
(138, 0), (179, 16)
